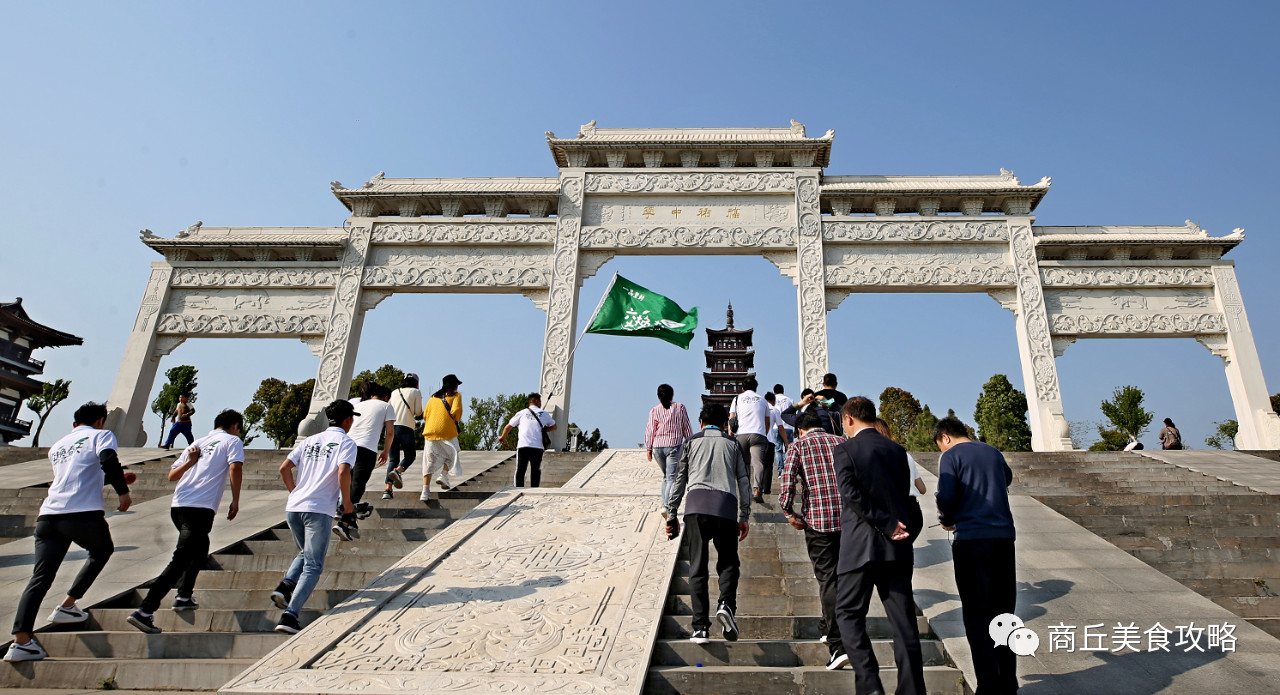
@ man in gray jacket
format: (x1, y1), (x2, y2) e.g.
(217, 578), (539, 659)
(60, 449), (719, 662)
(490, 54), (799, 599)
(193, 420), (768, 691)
(663, 403), (751, 645)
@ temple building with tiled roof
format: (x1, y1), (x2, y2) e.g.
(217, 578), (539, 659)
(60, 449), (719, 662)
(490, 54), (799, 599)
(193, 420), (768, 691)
(0, 298), (83, 444)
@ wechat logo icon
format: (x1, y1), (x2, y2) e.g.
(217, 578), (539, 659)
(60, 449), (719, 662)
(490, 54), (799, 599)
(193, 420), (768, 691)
(990, 613), (1039, 657)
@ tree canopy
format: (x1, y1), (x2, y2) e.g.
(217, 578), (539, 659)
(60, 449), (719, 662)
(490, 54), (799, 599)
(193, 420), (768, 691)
(904, 404), (940, 452)
(26, 378), (70, 447)
(878, 387), (921, 445)
(1205, 420), (1239, 450)
(458, 393), (528, 451)
(567, 424), (609, 452)
(973, 374), (1032, 452)
(1098, 385), (1153, 440)
(349, 364), (405, 399)
(249, 377), (313, 449)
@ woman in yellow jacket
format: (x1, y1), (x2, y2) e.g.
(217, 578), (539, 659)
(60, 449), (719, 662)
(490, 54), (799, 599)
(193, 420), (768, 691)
(420, 374), (463, 501)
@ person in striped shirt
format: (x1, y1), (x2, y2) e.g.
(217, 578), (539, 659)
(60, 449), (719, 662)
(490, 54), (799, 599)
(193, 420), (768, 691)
(645, 384), (694, 511)
(779, 410), (850, 671)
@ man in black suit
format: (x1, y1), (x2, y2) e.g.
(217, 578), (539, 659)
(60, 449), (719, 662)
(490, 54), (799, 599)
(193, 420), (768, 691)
(832, 396), (926, 695)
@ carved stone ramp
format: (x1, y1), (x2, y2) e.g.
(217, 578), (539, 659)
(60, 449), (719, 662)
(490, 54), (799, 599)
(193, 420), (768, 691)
(913, 454), (1280, 693)
(1, 450), (579, 691)
(221, 449), (674, 695)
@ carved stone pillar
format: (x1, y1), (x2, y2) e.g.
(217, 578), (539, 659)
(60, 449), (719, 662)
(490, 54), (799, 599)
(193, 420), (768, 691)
(105, 263), (178, 446)
(298, 226), (373, 436)
(1007, 220), (1073, 451)
(1208, 264), (1280, 448)
(795, 172), (830, 390)
(538, 172), (585, 450)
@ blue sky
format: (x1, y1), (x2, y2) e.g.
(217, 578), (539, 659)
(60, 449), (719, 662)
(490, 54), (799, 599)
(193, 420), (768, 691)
(3, 1), (1277, 450)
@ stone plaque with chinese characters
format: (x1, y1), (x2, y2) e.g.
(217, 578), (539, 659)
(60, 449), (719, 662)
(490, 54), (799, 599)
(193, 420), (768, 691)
(582, 195), (795, 227)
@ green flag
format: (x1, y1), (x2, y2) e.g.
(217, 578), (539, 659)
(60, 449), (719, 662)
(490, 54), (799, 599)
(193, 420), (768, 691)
(584, 274), (699, 349)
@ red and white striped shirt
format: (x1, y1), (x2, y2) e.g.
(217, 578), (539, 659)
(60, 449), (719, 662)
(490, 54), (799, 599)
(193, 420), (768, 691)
(645, 402), (694, 451)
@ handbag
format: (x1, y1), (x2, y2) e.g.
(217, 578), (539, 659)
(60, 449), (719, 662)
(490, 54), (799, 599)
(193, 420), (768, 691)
(529, 407), (552, 449)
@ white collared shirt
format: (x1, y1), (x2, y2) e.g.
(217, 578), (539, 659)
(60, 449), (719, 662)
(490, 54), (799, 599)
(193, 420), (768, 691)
(41, 426), (118, 515)
(172, 429), (245, 511)
(285, 427), (357, 514)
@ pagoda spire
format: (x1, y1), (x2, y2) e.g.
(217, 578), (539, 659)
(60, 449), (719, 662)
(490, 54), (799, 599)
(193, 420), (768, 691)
(726, 302), (734, 330)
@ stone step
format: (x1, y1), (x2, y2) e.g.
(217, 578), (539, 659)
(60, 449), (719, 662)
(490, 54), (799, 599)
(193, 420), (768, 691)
(108, 587), (353, 610)
(669, 575), (819, 597)
(652, 638), (950, 668)
(0, 657), (254, 690)
(84, 608), (326, 633)
(1210, 596), (1280, 618)
(207, 551), (409, 573)
(659, 615), (932, 641)
(665, 594), (822, 616)
(645, 664), (966, 695)
(239, 539), (423, 556)
(32, 631), (285, 659)
(189, 569), (383, 590)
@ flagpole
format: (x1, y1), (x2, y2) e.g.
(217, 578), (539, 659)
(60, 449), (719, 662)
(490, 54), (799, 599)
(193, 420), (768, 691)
(547, 271), (618, 399)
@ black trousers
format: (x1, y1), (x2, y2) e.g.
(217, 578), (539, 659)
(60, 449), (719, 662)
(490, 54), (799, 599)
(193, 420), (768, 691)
(515, 447), (544, 487)
(804, 528), (843, 654)
(13, 511), (114, 635)
(684, 513), (740, 631)
(387, 425), (417, 480)
(835, 560), (926, 695)
(140, 507), (216, 613)
(350, 446), (377, 504)
(953, 538), (1018, 694)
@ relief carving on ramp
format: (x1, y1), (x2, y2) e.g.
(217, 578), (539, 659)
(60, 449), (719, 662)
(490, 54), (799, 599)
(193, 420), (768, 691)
(221, 450), (674, 695)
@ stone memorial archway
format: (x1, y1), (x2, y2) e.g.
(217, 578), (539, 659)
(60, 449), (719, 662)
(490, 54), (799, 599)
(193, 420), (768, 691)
(106, 122), (1280, 451)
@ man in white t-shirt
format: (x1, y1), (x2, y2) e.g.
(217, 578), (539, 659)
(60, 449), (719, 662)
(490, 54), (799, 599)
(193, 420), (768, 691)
(270, 400), (357, 635)
(772, 384), (796, 472)
(347, 381), (395, 518)
(384, 373), (423, 500)
(729, 377), (774, 504)
(763, 392), (790, 489)
(500, 393), (556, 487)
(6, 403), (132, 662)
(127, 409), (246, 634)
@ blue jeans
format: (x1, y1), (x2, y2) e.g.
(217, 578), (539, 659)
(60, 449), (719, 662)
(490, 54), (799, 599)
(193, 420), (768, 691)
(387, 425), (417, 482)
(654, 445), (682, 509)
(164, 421), (193, 448)
(283, 511), (332, 616)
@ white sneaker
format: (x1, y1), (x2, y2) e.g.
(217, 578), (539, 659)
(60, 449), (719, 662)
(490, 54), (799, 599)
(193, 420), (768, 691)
(48, 604), (89, 624)
(436, 475), (450, 489)
(420, 490), (433, 503)
(3, 639), (46, 662)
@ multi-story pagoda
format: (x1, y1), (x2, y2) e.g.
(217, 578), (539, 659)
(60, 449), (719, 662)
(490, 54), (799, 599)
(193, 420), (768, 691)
(702, 303), (755, 408)
(0, 298), (83, 444)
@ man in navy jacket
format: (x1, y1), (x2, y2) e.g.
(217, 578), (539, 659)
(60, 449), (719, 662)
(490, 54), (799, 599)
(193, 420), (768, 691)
(935, 415), (1017, 694)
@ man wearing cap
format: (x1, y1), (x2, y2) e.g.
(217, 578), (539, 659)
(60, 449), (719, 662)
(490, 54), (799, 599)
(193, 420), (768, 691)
(269, 399), (357, 635)
(421, 374), (464, 500)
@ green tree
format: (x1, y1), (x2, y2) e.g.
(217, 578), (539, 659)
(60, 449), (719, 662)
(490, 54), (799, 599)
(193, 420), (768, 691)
(1205, 420), (1239, 450)
(241, 403), (264, 445)
(903, 404), (940, 452)
(348, 364), (406, 399)
(878, 387), (922, 445)
(248, 377), (312, 449)
(1098, 385), (1153, 439)
(973, 374), (1033, 452)
(1272, 393), (1280, 415)
(459, 393), (527, 451)
(568, 424), (609, 452)
(1089, 427), (1130, 451)
(25, 378), (71, 447)
(946, 409), (978, 439)
(150, 365), (198, 446)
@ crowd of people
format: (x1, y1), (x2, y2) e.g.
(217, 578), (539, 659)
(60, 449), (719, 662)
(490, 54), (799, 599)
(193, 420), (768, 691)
(651, 375), (1020, 695)
(5, 368), (565, 661)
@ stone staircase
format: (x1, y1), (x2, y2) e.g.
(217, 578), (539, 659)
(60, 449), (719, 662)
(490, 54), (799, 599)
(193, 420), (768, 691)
(645, 503), (967, 694)
(1, 449), (594, 690)
(916, 450), (1280, 641)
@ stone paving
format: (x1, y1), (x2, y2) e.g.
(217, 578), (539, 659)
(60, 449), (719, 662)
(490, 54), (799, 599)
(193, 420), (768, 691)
(1138, 449), (1280, 496)
(912, 467), (1280, 694)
